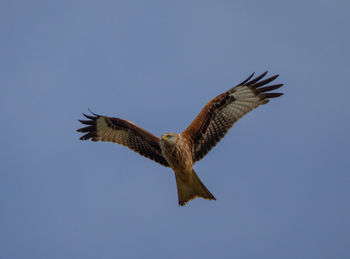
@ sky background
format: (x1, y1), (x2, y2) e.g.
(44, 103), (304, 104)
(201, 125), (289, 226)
(1, 0), (349, 258)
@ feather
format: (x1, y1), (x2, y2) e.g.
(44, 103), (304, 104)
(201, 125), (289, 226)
(77, 113), (169, 167)
(182, 72), (283, 162)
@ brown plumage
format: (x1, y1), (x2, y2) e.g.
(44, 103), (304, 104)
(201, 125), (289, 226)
(77, 71), (283, 206)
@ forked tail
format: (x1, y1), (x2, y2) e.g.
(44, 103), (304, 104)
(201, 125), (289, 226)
(175, 169), (216, 206)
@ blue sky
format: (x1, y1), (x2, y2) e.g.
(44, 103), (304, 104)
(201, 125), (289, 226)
(1, 0), (349, 258)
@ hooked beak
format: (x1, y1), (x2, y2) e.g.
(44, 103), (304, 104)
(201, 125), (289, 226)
(161, 135), (167, 141)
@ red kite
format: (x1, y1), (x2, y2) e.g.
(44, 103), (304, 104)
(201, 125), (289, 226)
(77, 71), (283, 206)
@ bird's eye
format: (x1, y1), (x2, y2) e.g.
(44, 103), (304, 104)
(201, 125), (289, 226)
(167, 134), (172, 138)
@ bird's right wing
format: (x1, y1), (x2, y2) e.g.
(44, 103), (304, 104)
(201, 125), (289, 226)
(182, 71), (283, 162)
(77, 112), (169, 167)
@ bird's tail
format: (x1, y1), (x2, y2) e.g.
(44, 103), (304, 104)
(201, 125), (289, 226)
(175, 169), (216, 206)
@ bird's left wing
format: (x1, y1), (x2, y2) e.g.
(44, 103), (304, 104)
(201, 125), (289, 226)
(77, 113), (169, 167)
(182, 71), (283, 163)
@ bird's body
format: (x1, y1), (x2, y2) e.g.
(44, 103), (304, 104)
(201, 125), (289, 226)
(160, 133), (192, 176)
(160, 133), (215, 205)
(77, 71), (283, 206)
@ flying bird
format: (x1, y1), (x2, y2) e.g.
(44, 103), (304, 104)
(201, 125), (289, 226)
(77, 71), (283, 206)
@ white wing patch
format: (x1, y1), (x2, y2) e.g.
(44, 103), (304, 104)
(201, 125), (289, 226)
(95, 117), (129, 145)
(227, 85), (266, 120)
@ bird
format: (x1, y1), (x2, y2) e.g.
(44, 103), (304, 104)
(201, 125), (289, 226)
(77, 71), (283, 206)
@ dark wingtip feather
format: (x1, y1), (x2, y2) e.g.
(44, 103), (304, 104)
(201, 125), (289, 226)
(252, 74), (279, 88)
(261, 92), (283, 99)
(78, 110), (99, 140)
(256, 83), (284, 93)
(246, 71), (268, 86)
(78, 119), (95, 125)
(88, 108), (100, 117)
(242, 72), (284, 101)
(77, 125), (95, 133)
(238, 72), (255, 86)
(82, 113), (97, 120)
(79, 132), (97, 140)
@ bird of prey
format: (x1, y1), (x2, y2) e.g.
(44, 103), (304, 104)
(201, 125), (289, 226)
(77, 71), (283, 206)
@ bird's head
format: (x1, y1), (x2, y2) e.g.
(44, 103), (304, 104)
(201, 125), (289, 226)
(160, 132), (177, 146)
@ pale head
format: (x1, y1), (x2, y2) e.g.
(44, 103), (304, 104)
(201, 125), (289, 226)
(160, 132), (178, 146)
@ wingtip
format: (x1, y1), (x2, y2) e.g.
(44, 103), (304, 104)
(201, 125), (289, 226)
(244, 71), (269, 86)
(88, 108), (99, 117)
(261, 92), (284, 99)
(271, 74), (279, 80)
(82, 113), (97, 120)
(238, 72), (255, 86)
(261, 70), (269, 77)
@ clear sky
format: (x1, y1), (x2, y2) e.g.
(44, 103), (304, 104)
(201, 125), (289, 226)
(1, 0), (349, 258)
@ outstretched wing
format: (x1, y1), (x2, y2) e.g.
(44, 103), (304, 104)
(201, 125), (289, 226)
(77, 113), (169, 167)
(182, 71), (283, 163)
